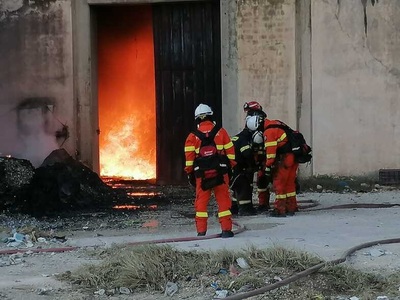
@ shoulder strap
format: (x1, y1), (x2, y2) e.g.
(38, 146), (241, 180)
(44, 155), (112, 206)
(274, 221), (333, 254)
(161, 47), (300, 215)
(209, 125), (221, 138)
(265, 122), (293, 154)
(265, 122), (292, 132)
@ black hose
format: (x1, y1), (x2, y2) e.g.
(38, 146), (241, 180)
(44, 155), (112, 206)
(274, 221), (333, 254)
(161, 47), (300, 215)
(303, 203), (400, 211)
(224, 237), (400, 300)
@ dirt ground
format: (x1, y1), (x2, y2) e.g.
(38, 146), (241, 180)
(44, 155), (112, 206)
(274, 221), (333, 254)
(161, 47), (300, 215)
(1, 187), (400, 300)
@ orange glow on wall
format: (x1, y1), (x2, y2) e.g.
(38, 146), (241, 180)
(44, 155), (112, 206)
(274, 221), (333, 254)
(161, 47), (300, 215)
(97, 6), (156, 180)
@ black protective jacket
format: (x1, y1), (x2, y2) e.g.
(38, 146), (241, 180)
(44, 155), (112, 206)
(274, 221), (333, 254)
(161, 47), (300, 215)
(231, 129), (258, 177)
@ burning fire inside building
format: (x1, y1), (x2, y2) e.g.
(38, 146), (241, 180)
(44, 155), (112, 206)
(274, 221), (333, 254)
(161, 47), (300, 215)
(97, 6), (156, 181)
(1, 2), (225, 215)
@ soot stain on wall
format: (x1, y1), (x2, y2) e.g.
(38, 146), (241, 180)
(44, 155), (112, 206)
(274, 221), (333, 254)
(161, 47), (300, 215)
(0, 0), (67, 87)
(15, 97), (64, 167)
(16, 97), (55, 136)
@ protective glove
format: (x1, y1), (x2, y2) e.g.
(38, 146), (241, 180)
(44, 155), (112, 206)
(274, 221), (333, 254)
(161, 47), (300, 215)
(187, 172), (196, 187)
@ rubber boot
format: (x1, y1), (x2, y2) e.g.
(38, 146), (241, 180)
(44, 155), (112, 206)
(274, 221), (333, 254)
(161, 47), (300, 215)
(238, 203), (257, 216)
(269, 209), (286, 218)
(221, 230), (234, 238)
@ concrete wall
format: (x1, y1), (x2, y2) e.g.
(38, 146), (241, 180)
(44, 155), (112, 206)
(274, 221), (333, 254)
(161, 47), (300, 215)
(221, 0), (239, 135)
(311, 0), (400, 176)
(1, 0), (399, 178)
(223, 0), (400, 177)
(232, 0), (297, 134)
(296, 0), (312, 177)
(0, 0), (74, 167)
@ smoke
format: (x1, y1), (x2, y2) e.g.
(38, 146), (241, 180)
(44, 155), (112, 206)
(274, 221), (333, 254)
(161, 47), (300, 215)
(14, 98), (60, 167)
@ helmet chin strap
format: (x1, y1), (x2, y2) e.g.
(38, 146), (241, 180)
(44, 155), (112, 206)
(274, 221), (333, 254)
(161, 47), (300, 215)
(196, 113), (215, 124)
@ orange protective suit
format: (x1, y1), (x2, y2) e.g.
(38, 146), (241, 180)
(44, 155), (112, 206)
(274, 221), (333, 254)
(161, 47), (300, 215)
(184, 120), (236, 234)
(256, 169), (270, 208)
(264, 119), (299, 215)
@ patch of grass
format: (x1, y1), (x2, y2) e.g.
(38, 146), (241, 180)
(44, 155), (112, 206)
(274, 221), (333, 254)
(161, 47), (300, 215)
(298, 175), (379, 193)
(321, 264), (384, 294)
(60, 260), (121, 288)
(382, 272), (400, 296)
(245, 246), (323, 271)
(62, 245), (398, 299)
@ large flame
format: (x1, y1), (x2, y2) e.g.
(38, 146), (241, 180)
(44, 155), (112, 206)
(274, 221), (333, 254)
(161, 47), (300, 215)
(97, 6), (156, 180)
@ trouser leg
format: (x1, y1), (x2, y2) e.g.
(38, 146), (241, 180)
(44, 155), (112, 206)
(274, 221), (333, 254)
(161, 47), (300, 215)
(272, 159), (291, 215)
(231, 173), (255, 215)
(214, 174), (233, 231)
(230, 192), (239, 215)
(195, 178), (211, 233)
(257, 170), (270, 209)
(285, 158), (298, 213)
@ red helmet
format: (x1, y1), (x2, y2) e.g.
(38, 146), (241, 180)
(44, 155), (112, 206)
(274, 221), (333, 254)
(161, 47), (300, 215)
(243, 101), (262, 112)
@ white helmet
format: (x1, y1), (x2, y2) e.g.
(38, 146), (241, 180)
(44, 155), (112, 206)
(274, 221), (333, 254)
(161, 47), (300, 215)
(246, 115), (263, 131)
(194, 103), (213, 120)
(252, 131), (264, 144)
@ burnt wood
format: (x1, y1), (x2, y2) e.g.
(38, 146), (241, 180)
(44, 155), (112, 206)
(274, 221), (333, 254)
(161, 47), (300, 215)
(153, 1), (221, 185)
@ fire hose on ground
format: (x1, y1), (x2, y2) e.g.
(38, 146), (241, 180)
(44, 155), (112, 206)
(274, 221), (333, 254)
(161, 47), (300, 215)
(0, 201), (400, 299)
(0, 221), (246, 255)
(224, 237), (400, 300)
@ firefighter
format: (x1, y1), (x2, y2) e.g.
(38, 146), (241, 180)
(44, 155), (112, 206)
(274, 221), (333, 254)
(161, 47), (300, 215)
(184, 104), (236, 238)
(230, 114), (265, 216)
(263, 115), (299, 217)
(243, 102), (271, 212)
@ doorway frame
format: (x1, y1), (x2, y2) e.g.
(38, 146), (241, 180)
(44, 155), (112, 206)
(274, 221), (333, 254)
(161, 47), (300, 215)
(72, 0), (235, 180)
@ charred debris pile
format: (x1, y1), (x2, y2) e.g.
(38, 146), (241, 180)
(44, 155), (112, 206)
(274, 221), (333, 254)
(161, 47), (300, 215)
(0, 149), (173, 217)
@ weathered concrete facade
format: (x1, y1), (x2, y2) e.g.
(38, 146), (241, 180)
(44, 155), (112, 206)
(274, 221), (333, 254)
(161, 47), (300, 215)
(311, 0), (400, 176)
(0, 0), (399, 178)
(0, 0), (74, 167)
(237, 0), (296, 128)
(224, 0), (400, 177)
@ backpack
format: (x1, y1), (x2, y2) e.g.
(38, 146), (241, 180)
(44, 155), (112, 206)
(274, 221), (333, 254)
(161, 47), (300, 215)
(192, 126), (228, 189)
(266, 122), (312, 164)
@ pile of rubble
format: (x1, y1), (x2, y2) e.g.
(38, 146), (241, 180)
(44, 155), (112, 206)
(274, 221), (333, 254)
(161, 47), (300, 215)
(0, 149), (128, 216)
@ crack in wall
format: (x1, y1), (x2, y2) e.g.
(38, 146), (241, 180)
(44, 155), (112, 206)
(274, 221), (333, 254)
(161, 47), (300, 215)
(361, 0), (368, 36)
(337, 0), (379, 36)
(362, 0), (379, 36)
(333, 0), (399, 85)
(334, 1), (368, 69)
